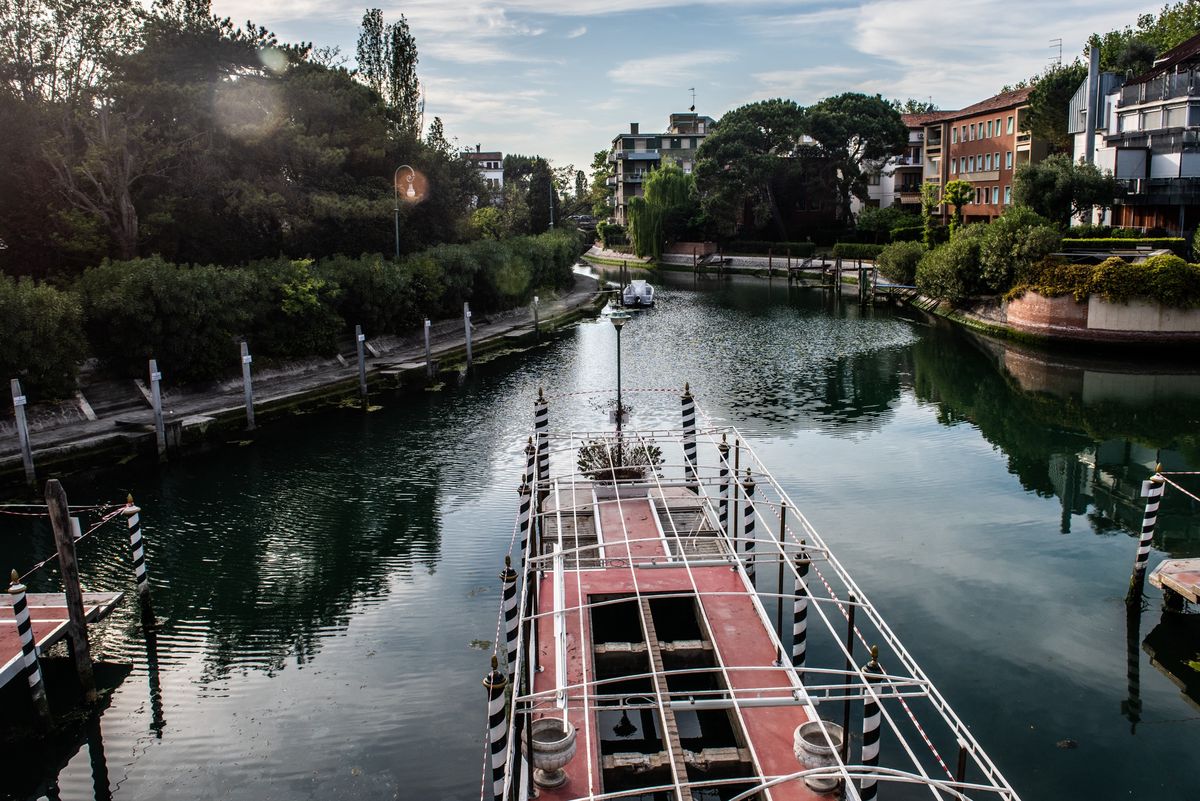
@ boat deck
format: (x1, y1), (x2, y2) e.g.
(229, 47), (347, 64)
(1149, 558), (1200, 603)
(0, 591), (124, 687)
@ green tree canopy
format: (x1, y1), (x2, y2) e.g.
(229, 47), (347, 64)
(1087, 1), (1200, 72)
(627, 163), (697, 260)
(1013, 154), (1120, 227)
(1027, 62), (1089, 153)
(803, 92), (907, 221)
(941, 180), (974, 232)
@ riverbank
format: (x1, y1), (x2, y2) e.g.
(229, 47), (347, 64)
(0, 273), (606, 491)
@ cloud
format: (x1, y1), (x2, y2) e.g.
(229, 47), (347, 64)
(566, 25), (588, 38)
(608, 51), (736, 88)
(751, 65), (874, 102)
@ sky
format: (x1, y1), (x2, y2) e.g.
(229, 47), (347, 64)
(208, 0), (1168, 178)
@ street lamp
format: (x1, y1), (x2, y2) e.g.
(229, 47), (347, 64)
(394, 164), (417, 260)
(610, 309), (630, 432)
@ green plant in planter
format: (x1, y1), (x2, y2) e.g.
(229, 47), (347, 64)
(576, 438), (664, 481)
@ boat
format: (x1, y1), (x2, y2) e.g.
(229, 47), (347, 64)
(623, 279), (655, 307)
(481, 386), (1022, 801)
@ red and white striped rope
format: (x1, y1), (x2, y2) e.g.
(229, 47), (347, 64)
(15, 504), (123, 583)
(1159, 475), (1200, 504)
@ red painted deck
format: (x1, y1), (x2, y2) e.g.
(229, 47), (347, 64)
(1149, 558), (1200, 604)
(0, 592), (124, 687)
(532, 494), (826, 801)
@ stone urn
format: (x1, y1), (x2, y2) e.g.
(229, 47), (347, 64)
(793, 720), (845, 793)
(530, 718), (578, 789)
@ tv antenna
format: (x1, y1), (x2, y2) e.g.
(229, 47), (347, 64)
(1049, 38), (1062, 67)
(689, 87), (695, 112)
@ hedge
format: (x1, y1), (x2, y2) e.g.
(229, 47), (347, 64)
(0, 275), (86, 399)
(876, 242), (925, 285)
(831, 243), (886, 260)
(1060, 237), (1187, 256)
(1008, 254), (1200, 308)
(727, 240), (816, 257)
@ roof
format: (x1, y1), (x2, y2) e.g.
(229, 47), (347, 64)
(901, 110), (955, 127)
(1128, 31), (1200, 85)
(936, 87), (1032, 122)
(466, 151), (503, 161)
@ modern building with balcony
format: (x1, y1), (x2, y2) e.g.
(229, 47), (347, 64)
(607, 112), (716, 223)
(922, 88), (1046, 223)
(1072, 33), (1200, 233)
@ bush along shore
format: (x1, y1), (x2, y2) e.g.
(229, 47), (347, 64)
(2, 230), (585, 399)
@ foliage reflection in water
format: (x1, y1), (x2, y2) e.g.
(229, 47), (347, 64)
(1, 270), (1198, 801)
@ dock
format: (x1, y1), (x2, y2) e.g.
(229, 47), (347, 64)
(1149, 558), (1200, 603)
(0, 591), (124, 687)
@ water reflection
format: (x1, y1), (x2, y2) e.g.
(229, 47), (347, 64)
(1143, 612), (1200, 712)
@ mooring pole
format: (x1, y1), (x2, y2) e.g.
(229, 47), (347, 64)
(1127, 472), (1165, 608)
(841, 592), (856, 764)
(534, 388), (549, 494)
(532, 295), (540, 338)
(793, 542), (809, 680)
(355, 324), (368, 400)
(717, 434), (731, 535)
(1121, 600), (1142, 734)
(777, 502), (787, 638)
(955, 740), (969, 784)
(483, 656), (509, 801)
(501, 557), (519, 670)
(423, 318), (433, 378)
(681, 383), (697, 493)
(46, 479), (96, 702)
(122, 494), (151, 607)
(742, 469), (757, 585)
(148, 360), (166, 461)
(464, 303), (473, 370)
(239, 341), (255, 431)
(9, 569), (52, 728)
(861, 645), (882, 801)
(10, 378), (35, 486)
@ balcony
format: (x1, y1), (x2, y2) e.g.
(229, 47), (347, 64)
(623, 172), (648, 183)
(606, 176), (617, 186)
(623, 150), (660, 161)
(1118, 71), (1195, 108)
(894, 156), (923, 167)
(1015, 132), (1032, 150)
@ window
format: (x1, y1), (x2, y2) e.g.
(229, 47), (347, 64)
(1004, 185), (1012, 204)
(1141, 108), (1162, 130)
(987, 120), (993, 137)
(1006, 115), (1014, 134)
(992, 186), (1000, 204)
(994, 152), (1000, 169)
(985, 153), (992, 170)
(1120, 111), (1139, 132)
(974, 187), (981, 204)
(969, 124), (976, 140)
(969, 155), (976, 172)
(681, 138), (691, 149)
(1006, 151), (1013, 169)
(1166, 105), (1187, 127)
(951, 158), (958, 174)
(868, 171), (881, 186)
(996, 118), (1002, 135)
(961, 125), (967, 140)
(952, 127), (959, 143)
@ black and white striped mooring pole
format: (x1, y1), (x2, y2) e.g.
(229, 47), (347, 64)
(483, 655), (509, 801)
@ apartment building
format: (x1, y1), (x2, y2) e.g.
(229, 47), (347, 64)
(465, 146), (504, 192)
(1071, 34), (1200, 233)
(856, 111), (945, 213)
(923, 88), (1047, 223)
(607, 112), (716, 223)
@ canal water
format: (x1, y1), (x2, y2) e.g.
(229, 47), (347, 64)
(2, 269), (1198, 800)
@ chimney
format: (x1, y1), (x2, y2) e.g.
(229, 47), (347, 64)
(1084, 46), (1100, 165)
(630, 122), (639, 135)
(476, 143), (481, 153)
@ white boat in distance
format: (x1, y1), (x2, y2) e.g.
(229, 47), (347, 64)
(622, 279), (655, 307)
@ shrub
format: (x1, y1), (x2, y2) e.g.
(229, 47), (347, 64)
(596, 221), (626, 248)
(831, 243), (886, 260)
(1009, 254), (1200, 308)
(876, 242), (925, 285)
(1144, 253), (1200, 308)
(0, 275), (86, 398)
(916, 224), (987, 302)
(244, 258), (343, 359)
(978, 207), (1062, 292)
(317, 253), (423, 336)
(1070, 223), (1113, 238)
(77, 257), (252, 383)
(1060, 237), (1187, 256)
(889, 225), (924, 243)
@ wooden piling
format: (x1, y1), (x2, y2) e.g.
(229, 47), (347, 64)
(46, 479), (97, 702)
(148, 360), (166, 461)
(10, 378), (35, 486)
(423, 319), (433, 377)
(239, 341), (255, 431)
(464, 303), (473, 369)
(532, 296), (540, 337)
(355, 324), (368, 399)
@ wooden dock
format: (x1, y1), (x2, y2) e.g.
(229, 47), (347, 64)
(1149, 558), (1200, 604)
(0, 592), (124, 687)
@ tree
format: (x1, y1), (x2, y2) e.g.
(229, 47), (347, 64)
(803, 92), (907, 221)
(574, 170), (586, 200)
(693, 98), (807, 238)
(941, 179), (974, 234)
(856, 205), (919, 242)
(977, 207), (1062, 292)
(920, 182), (941, 247)
(893, 98), (938, 114)
(528, 157), (557, 234)
(589, 149), (614, 219)
(627, 163), (696, 260)
(1013, 154), (1120, 227)
(1088, 1), (1200, 72)
(386, 15), (419, 135)
(1027, 62), (1088, 153)
(426, 116), (450, 156)
(355, 9), (386, 96)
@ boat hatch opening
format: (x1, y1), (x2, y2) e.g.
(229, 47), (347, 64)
(651, 490), (727, 560)
(591, 593), (757, 798)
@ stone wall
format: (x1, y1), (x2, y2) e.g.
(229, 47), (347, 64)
(1002, 291), (1200, 342)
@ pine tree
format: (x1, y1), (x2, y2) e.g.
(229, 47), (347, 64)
(387, 16), (420, 136)
(355, 9), (386, 97)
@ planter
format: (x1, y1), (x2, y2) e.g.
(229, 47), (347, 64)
(793, 720), (845, 793)
(530, 718), (578, 789)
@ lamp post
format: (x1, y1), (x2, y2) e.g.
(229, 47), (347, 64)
(610, 309), (630, 433)
(394, 165), (417, 260)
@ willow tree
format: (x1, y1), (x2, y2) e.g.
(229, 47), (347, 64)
(627, 163), (695, 261)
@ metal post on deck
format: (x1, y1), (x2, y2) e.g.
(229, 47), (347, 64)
(122, 495), (151, 605)
(483, 655), (509, 801)
(793, 541), (810, 679)
(681, 383), (697, 493)
(1127, 472), (1165, 608)
(501, 557), (519, 670)
(8, 569), (52, 729)
(10, 378), (35, 486)
(239, 341), (255, 431)
(731, 439), (742, 546)
(46, 479), (96, 702)
(841, 592), (856, 764)
(717, 434), (731, 535)
(148, 360), (166, 461)
(742, 469), (757, 585)
(423, 318), (433, 378)
(355, 324), (368, 400)
(464, 303), (473, 370)
(861, 645), (882, 801)
(777, 503), (787, 638)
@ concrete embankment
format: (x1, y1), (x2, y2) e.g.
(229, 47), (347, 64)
(1, 274), (606, 489)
